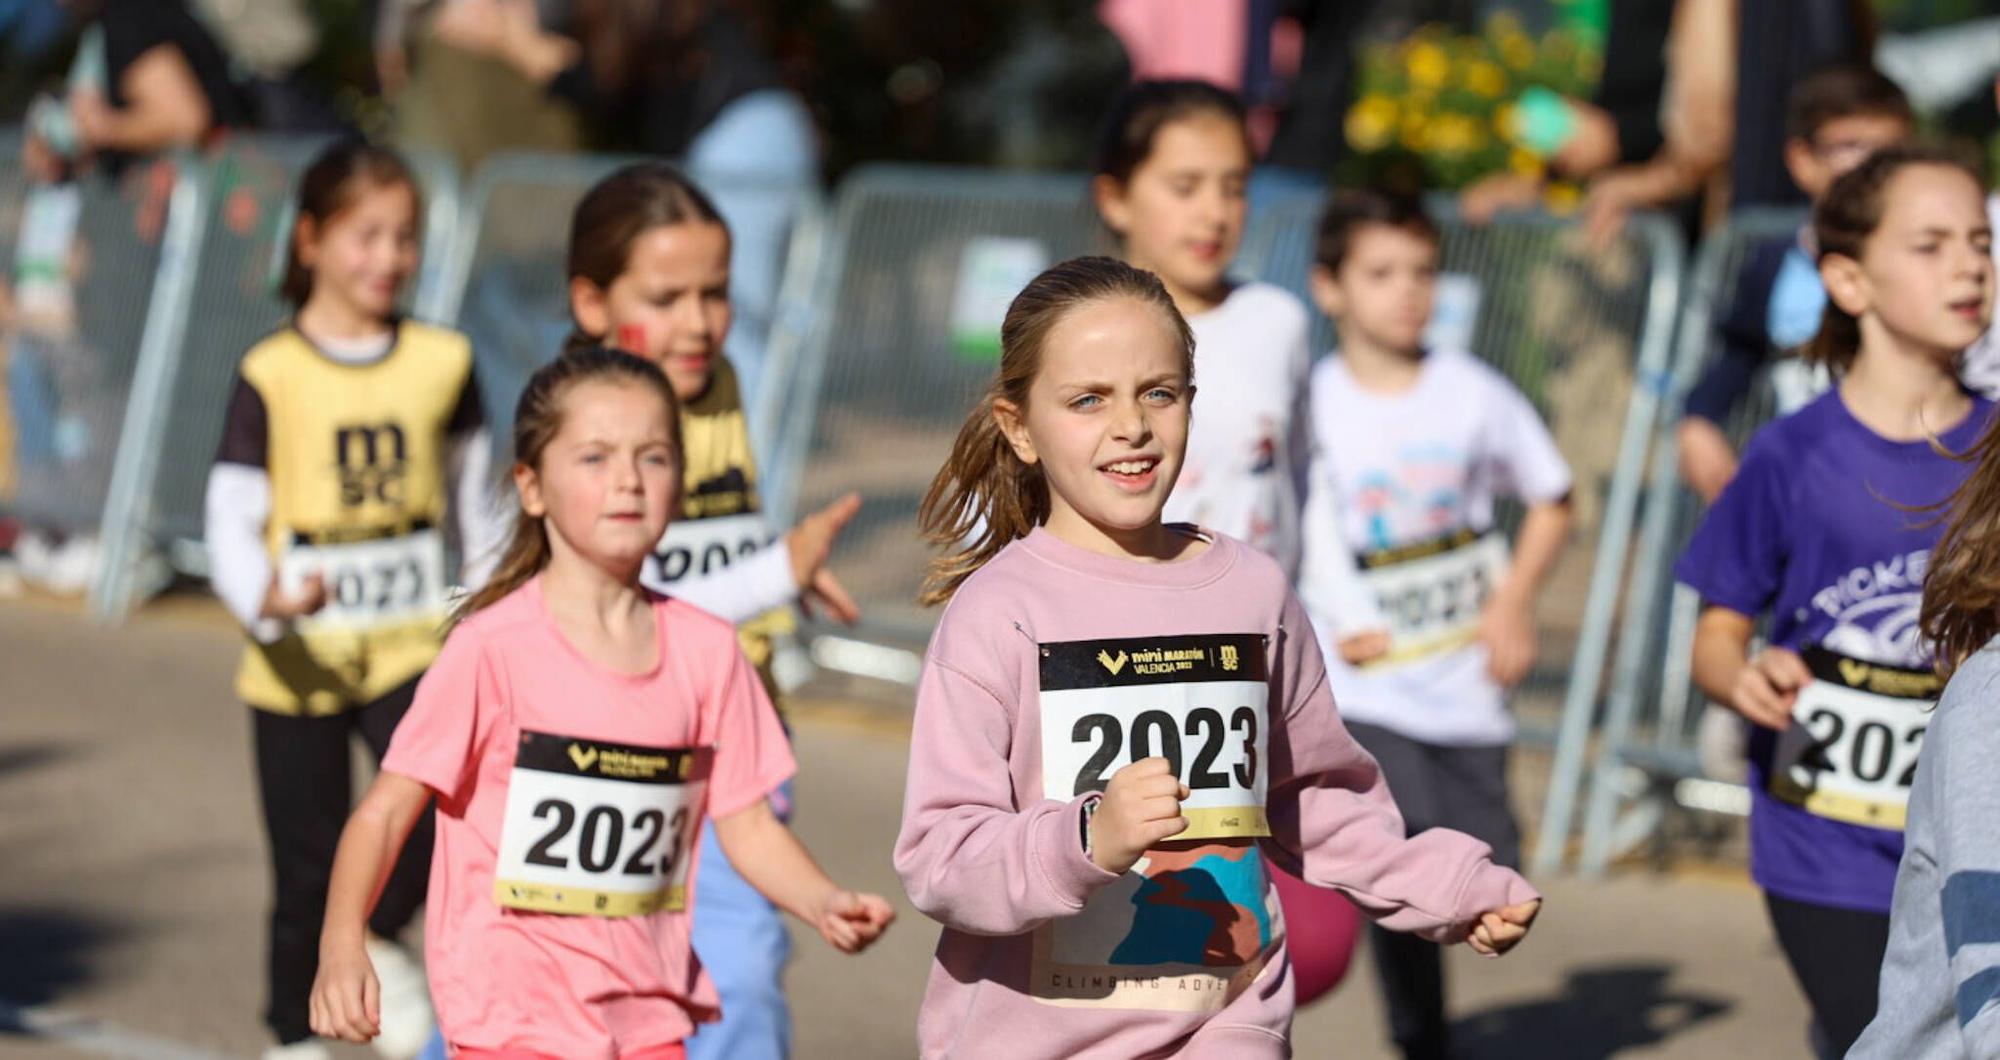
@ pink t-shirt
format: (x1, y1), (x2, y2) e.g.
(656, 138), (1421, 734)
(895, 527), (1537, 1058)
(382, 576), (795, 1059)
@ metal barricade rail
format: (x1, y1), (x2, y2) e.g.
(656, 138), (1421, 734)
(1572, 208), (1808, 874)
(88, 135), (462, 619)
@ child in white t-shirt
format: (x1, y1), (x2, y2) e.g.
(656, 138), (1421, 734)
(1299, 188), (1574, 1060)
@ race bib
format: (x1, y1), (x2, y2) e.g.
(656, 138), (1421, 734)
(1039, 633), (1269, 840)
(1357, 528), (1509, 667)
(651, 513), (774, 584)
(494, 732), (710, 917)
(1767, 646), (1939, 830)
(281, 526), (447, 633)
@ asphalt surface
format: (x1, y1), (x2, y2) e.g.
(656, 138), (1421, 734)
(0, 595), (1815, 1058)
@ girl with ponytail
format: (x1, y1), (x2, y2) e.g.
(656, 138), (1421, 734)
(1680, 144), (1995, 1056)
(311, 346), (892, 1059)
(897, 256), (1538, 1058)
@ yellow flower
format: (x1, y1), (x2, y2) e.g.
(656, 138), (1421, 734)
(1346, 96), (1399, 152)
(1407, 41), (1450, 90)
(1400, 112), (1430, 152)
(1510, 147), (1543, 177)
(1500, 34), (1536, 71)
(1546, 182), (1583, 215)
(1487, 11), (1526, 39)
(1428, 114), (1488, 156)
(1465, 60), (1508, 98)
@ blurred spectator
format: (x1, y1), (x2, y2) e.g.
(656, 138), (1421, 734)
(192, 0), (342, 132)
(1098, 0), (1248, 89)
(377, 0), (584, 173)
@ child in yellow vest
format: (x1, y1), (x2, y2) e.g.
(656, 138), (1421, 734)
(561, 162), (859, 1060)
(203, 140), (506, 1060)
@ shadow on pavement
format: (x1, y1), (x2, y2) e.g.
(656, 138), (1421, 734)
(0, 743), (73, 779)
(1454, 963), (1731, 1059)
(0, 908), (122, 1023)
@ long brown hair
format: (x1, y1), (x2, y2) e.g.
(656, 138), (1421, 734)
(1805, 144), (1985, 372)
(1922, 410), (2000, 678)
(284, 139), (420, 308)
(916, 256), (1194, 605)
(564, 161), (729, 354)
(453, 346), (684, 624)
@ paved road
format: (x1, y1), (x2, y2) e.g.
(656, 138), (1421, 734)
(0, 597), (1813, 1058)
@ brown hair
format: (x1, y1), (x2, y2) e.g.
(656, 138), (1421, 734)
(917, 256), (1194, 604)
(1785, 63), (1912, 144)
(564, 161), (729, 354)
(284, 139), (420, 308)
(1805, 144), (1986, 372)
(453, 346), (685, 623)
(1923, 412), (2000, 679)
(1093, 79), (1250, 187)
(1313, 187), (1440, 274)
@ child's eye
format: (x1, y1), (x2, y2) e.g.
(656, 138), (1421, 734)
(1069, 394), (1103, 410)
(644, 452), (673, 467)
(1145, 387), (1178, 403)
(580, 452), (605, 464)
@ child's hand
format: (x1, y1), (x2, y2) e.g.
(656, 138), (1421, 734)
(262, 572), (329, 620)
(1089, 758), (1190, 875)
(1338, 630), (1392, 666)
(1468, 899), (1540, 957)
(1479, 594), (1537, 687)
(814, 888), (896, 954)
(786, 492), (862, 625)
(1730, 646), (1810, 731)
(308, 941), (380, 1043)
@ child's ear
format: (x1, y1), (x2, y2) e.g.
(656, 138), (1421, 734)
(569, 276), (612, 340)
(1308, 264), (1345, 319)
(1821, 252), (1871, 318)
(293, 215), (321, 271)
(1092, 174), (1133, 238)
(514, 463), (547, 518)
(991, 398), (1038, 466)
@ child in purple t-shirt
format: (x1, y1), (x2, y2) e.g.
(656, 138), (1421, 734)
(1679, 145), (1995, 1057)
(894, 256), (1541, 1059)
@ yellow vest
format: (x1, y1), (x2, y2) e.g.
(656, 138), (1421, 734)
(233, 322), (476, 714)
(671, 359), (793, 697)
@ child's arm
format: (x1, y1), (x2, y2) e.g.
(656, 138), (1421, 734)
(650, 493), (862, 626)
(1913, 652), (2000, 1055)
(712, 801), (894, 953)
(894, 657), (1123, 936)
(309, 772), (433, 1044)
(1691, 604), (1808, 730)
(1480, 495), (1573, 686)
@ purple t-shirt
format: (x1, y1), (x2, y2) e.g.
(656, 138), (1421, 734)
(1677, 389), (1993, 912)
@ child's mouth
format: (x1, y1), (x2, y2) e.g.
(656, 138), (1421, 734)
(1948, 296), (1985, 321)
(1099, 457), (1160, 491)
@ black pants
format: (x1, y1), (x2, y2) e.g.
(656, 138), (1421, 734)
(1764, 893), (1891, 1058)
(1347, 722), (1522, 1060)
(252, 676), (434, 1044)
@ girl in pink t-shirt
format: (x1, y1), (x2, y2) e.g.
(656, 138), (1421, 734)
(308, 346), (893, 1059)
(896, 256), (1539, 1058)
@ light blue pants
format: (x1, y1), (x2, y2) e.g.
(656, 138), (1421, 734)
(685, 89), (818, 421)
(686, 780), (795, 1060)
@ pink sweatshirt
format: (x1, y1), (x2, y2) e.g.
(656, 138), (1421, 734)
(895, 527), (1538, 1059)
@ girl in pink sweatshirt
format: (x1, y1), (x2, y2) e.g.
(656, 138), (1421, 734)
(895, 255), (1541, 1059)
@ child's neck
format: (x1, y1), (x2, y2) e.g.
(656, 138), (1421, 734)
(1840, 333), (1971, 443)
(1043, 506), (1202, 565)
(1338, 330), (1425, 394)
(540, 547), (657, 674)
(296, 294), (393, 344)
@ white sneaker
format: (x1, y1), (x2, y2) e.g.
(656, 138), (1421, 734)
(262, 1039), (334, 1060)
(365, 937), (437, 1060)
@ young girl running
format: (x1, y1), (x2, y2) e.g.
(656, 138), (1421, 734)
(204, 140), (506, 1060)
(895, 255), (1539, 1059)
(1091, 77), (1378, 1005)
(1300, 189), (1575, 1060)
(308, 346), (894, 1058)
(1680, 145), (1995, 1057)
(560, 161), (862, 1060)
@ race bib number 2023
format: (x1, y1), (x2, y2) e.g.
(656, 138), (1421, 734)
(1039, 633), (1269, 840)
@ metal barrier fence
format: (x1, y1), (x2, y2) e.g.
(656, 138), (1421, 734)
(1237, 193), (1688, 871)
(1571, 208), (1808, 874)
(3, 143), (198, 558)
(427, 151), (822, 481)
(87, 136), (461, 619)
(759, 165), (1112, 669)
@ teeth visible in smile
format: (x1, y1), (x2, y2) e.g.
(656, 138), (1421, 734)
(1106, 460), (1154, 475)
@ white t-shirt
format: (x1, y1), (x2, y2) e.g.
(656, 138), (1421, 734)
(1299, 347), (1573, 746)
(1961, 193), (2000, 399)
(1163, 282), (1313, 576)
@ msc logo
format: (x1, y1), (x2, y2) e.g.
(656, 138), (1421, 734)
(1220, 644), (1240, 672)
(335, 423), (408, 507)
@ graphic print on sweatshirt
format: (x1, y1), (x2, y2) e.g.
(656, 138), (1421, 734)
(1035, 633), (1277, 1010)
